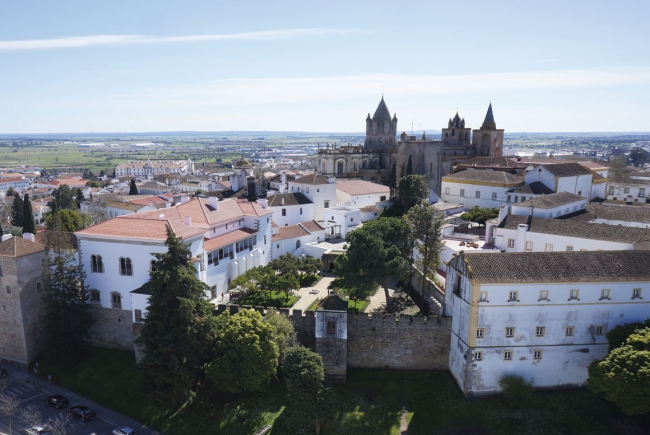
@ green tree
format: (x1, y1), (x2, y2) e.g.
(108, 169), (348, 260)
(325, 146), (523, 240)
(335, 218), (411, 306)
(388, 162), (397, 197)
(85, 180), (101, 188)
(45, 209), (91, 232)
(268, 252), (299, 276)
(5, 187), (16, 198)
(137, 226), (218, 410)
(129, 179), (138, 195)
(207, 309), (279, 393)
(628, 147), (649, 167)
(22, 193), (36, 234)
(460, 206), (499, 228)
(41, 212), (93, 363)
(76, 188), (85, 209)
(11, 194), (23, 228)
(263, 309), (298, 364)
(397, 174), (429, 212)
(230, 266), (275, 300)
(269, 273), (300, 302)
(605, 319), (650, 351)
(406, 155), (413, 176)
(608, 155), (630, 183)
(406, 201), (445, 298)
(49, 185), (77, 212)
(588, 327), (650, 415)
(282, 346), (329, 435)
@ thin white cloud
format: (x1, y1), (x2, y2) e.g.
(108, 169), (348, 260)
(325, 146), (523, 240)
(126, 69), (650, 108)
(0, 28), (356, 51)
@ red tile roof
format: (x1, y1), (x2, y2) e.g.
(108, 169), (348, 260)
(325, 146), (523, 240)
(336, 180), (389, 196)
(0, 237), (46, 257)
(204, 228), (257, 251)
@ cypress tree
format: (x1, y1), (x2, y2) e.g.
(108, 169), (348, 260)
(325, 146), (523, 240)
(22, 193), (36, 234)
(388, 162), (397, 197)
(406, 155), (413, 176)
(129, 179), (138, 195)
(137, 226), (218, 409)
(11, 193), (24, 227)
(41, 212), (93, 363)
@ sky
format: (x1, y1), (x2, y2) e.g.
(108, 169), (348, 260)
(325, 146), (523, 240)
(1, 0), (649, 134)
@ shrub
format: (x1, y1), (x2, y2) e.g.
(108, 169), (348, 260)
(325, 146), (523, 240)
(498, 373), (534, 408)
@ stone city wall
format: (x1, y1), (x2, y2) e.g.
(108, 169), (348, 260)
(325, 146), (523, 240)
(87, 306), (134, 351)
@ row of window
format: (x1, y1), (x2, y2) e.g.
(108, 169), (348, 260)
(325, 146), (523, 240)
(474, 349), (543, 361)
(445, 188), (529, 202)
(480, 288), (643, 303)
(477, 325), (605, 339)
(90, 255), (133, 276)
(506, 240), (588, 252)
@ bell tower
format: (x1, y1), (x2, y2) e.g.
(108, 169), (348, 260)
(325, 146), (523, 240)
(472, 103), (504, 157)
(364, 96), (398, 150)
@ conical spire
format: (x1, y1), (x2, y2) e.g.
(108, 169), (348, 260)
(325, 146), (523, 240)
(481, 103), (497, 130)
(372, 96), (392, 122)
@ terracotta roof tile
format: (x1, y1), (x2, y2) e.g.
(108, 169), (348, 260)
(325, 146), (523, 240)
(273, 224), (310, 240)
(443, 169), (524, 185)
(0, 237), (46, 257)
(515, 192), (585, 209)
(291, 174), (330, 185)
(335, 180), (389, 196)
(204, 228), (257, 251)
(301, 220), (324, 232)
(266, 193), (312, 207)
(540, 163), (593, 177)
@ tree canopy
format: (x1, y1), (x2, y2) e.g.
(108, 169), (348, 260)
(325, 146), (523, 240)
(628, 147), (649, 168)
(406, 155), (413, 176)
(49, 185), (78, 212)
(406, 201), (445, 299)
(45, 209), (91, 232)
(335, 217), (411, 306)
(397, 175), (429, 212)
(207, 309), (279, 393)
(282, 346), (329, 435)
(460, 206), (499, 228)
(588, 326), (650, 415)
(137, 226), (218, 410)
(11, 194), (23, 228)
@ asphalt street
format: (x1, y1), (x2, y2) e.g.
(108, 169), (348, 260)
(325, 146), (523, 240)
(0, 363), (161, 435)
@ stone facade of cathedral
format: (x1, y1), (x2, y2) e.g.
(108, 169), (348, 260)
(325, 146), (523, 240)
(317, 98), (503, 197)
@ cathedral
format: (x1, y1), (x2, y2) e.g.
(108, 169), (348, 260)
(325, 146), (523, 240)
(317, 97), (504, 196)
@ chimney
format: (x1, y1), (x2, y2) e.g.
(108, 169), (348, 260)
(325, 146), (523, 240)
(281, 171), (287, 186)
(208, 197), (219, 211)
(267, 190), (276, 197)
(2, 234), (12, 242)
(328, 177), (336, 184)
(281, 197), (285, 206)
(515, 224), (529, 252)
(184, 216), (192, 226)
(23, 233), (35, 242)
(159, 213), (165, 220)
(180, 195), (189, 204)
(258, 199), (268, 209)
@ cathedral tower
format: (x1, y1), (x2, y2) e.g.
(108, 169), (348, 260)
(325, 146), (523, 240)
(472, 103), (504, 157)
(364, 97), (398, 150)
(441, 112), (471, 147)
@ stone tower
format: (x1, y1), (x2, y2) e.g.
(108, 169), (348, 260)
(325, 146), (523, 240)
(441, 112), (471, 147)
(472, 103), (504, 157)
(364, 97), (398, 150)
(314, 295), (348, 383)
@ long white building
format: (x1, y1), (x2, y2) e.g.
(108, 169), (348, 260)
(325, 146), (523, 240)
(445, 250), (650, 396)
(114, 159), (194, 178)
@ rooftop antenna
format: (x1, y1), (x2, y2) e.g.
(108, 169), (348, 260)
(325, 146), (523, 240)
(412, 120), (414, 134)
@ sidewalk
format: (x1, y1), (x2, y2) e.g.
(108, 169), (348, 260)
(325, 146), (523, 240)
(291, 275), (335, 313)
(0, 361), (161, 435)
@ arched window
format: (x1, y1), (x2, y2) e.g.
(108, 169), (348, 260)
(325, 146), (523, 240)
(296, 240), (301, 249)
(150, 260), (157, 272)
(445, 133), (449, 139)
(452, 129), (455, 137)
(91, 255), (104, 273)
(362, 159), (369, 170)
(219, 248), (224, 260)
(353, 162), (357, 172)
(337, 161), (344, 175)
(119, 257), (133, 276)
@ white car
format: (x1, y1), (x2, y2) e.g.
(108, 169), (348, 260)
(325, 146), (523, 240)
(112, 428), (136, 435)
(308, 288), (320, 294)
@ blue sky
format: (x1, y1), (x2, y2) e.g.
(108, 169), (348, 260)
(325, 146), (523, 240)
(1, 0), (649, 133)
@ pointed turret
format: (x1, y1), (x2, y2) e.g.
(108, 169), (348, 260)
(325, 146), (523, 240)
(364, 96), (398, 149)
(421, 131), (427, 141)
(373, 96), (392, 123)
(481, 103), (497, 130)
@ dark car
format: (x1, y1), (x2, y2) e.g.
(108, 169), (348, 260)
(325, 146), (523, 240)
(0, 366), (7, 379)
(67, 406), (96, 421)
(45, 395), (68, 409)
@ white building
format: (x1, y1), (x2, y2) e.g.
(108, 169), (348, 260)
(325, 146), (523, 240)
(75, 197), (273, 323)
(335, 180), (389, 208)
(321, 207), (362, 240)
(510, 192), (587, 219)
(583, 203), (650, 228)
(287, 174), (337, 222)
(606, 180), (650, 203)
(0, 177), (30, 192)
(486, 210), (650, 252)
(523, 163), (602, 200)
(441, 169), (525, 210)
(445, 250), (650, 396)
(271, 220), (325, 258)
(114, 159), (194, 178)
(261, 193), (314, 227)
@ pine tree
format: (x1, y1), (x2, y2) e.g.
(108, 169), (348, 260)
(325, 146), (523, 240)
(76, 188), (85, 209)
(22, 193), (36, 234)
(137, 226), (218, 409)
(129, 179), (138, 195)
(11, 193), (24, 227)
(41, 212), (93, 363)
(406, 155), (413, 176)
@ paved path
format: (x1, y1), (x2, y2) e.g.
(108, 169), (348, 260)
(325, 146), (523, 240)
(0, 362), (161, 435)
(365, 278), (399, 312)
(291, 275), (336, 313)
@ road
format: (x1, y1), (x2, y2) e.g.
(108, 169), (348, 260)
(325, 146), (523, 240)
(0, 363), (160, 435)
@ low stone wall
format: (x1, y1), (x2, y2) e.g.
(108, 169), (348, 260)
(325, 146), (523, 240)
(410, 267), (446, 316)
(86, 306), (134, 351)
(347, 313), (451, 370)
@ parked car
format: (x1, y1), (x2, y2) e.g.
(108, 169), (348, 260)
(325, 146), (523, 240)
(67, 405), (96, 421)
(45, 394), (68, 409)
(0, 366), (8, 379)
(23, 426), (53, 435)
(112, 427), (136, 435)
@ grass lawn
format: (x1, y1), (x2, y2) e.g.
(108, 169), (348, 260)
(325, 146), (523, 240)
(37, 347), (648, 435)
(238, 290), (299, 308)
